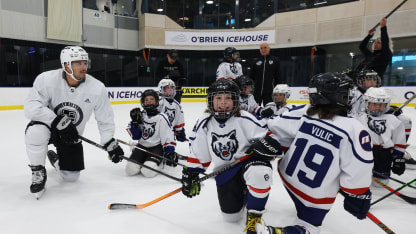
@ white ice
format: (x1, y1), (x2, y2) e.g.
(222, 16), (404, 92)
(0, 103), (415, 234)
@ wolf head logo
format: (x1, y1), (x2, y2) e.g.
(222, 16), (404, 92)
(240, 99), (248, 111)
(367, 117), (386, 135)
(164, 107), (176, 123)
(211, 130), (238, 161)
(142, 122), (156, 140)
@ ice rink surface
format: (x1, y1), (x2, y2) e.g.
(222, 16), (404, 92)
(0, 102), (415, 234)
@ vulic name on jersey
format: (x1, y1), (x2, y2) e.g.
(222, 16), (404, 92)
(300, 122), (342, 148)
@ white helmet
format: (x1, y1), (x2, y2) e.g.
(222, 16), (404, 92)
(157, 78), (176, 99)
(364, 87), (391, 116)
(272, 84), (291, 106)
(60, 46), (89, 82)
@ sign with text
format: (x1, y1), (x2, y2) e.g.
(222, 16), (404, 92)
(165, 30), (275, 46)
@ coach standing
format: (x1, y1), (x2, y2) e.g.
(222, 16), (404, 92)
(250, 42), (282, 105)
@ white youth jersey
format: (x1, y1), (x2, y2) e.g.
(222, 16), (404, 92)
(239, 94), (260, 114)
(216, 61), (243, 80)
(135, 112), (176, 149)
(24, 68), (115, 145)
(356, 113), (406, 154)
(187, 111), (268, 171)
(348, 87), (365, 117)
(263, 102), (300, 117)
(268, 105), (373, 210)
(158, 98), (185, 131)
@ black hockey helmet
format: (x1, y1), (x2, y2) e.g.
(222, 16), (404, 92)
(356, 69), (381, 91)
(308, 72), (353, 109)
(234, 75), (254, 92)
(223, 47), (237, 61)
(141, 89), (159, 115)
(207, 79), (240, 121)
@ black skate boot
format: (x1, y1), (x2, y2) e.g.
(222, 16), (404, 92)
(256, 223), (307, 234)
(47, 150), (59, 169)
(29, 165), (47, 200)
(244, 210), (263, 234)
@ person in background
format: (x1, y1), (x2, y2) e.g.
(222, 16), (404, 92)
(156, 49), (186, 103)
(216, 47), (243, 80)
(260, 84), (302, 118)
(250, 42), (282, 106)
(24, 46), (124, 199)
(234, 75), (261, 116)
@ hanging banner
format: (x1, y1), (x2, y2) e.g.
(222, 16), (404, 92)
(165, 30), (275, 46)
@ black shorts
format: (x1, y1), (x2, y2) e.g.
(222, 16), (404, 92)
(373, 147), (393, 177)
(129, 144), (163, 165)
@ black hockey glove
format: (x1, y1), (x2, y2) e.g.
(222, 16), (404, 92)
(182, 167), (201, 198)
(51, 115), (79, 145)
(392, 157), (405, 175)
(104, 138), (124, 163)
(130, 107), (143, 126)
(341, 189), (372, 220)
(385, 106), (402, 117)
(251, 135), (282, 161)
(260, 107), (274, 118)
(174, 129), (187, 142)
(164, 151), (178, 167)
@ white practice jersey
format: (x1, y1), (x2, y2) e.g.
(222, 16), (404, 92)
(356, 113), (406, 155)
(263, 102), (301, 117)
(268, 105), (373, 210)
(397, 114), (412, 142)
(134, 112), (176, 149)
(239, 94), (260, 114)
(187, 111), (268, 171)
(216, 61), (243, 80)
(158, 98), (185, 131)
(348, 87), (365, 117)
(24, 69), (115, 145)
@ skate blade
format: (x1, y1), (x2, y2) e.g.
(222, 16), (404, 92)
(34, 188), (46, 200)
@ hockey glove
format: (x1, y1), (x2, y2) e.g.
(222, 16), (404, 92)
(130, 107), (143, 126)
(104, 138), (124, 163)
(164, 151), (178, 167)
(341, 189), (371, 220)
(392, 157), (405, 175)
(127, 122), (142, 140)
(51, 115), (79, 145)
(251, 135), (282, 161)
(174, 129), (187, 142)
(260, 107), (274, 118)
(182, 167), (201, 198)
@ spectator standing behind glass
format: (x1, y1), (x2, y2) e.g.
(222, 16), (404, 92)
(249, 43), (282, 106)
(156, 49), (186, 103)
(355, 17), (393, 80)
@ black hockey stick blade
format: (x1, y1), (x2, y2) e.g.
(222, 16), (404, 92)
(108, 203), (139, 210)
(372, 177), (416, 205)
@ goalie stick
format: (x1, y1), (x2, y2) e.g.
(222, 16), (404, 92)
(79, 136), (181, 182)
(373, 171), (416, 190)
(370, 0), (408, 32)
(108, 153), (253, 210)
(371, 177), (416, 205)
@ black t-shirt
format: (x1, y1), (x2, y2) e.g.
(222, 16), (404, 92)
(156, 58), (185, 84)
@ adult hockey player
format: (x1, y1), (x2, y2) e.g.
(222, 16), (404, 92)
(157, 79), (187, 142)
(126, 89), (177, 177)
(216, 47), (243, 80)
(24, 46), (124, 199)
(249, 42), (282, 105)
(182, 79), (279, 234)
(256, 72), (374, 234)
(260, 84), (301, 118)
(356, 87), (406, 185)
(234, 75), (261, 115)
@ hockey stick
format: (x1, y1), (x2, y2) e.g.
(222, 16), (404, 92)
(366, 211), (395, 234)
(370, 0), (408, 32)
(371, 177), (416, 205)
(393, 93), (416, 114)
(373, 171), (416, 190)
(79, 136), (181, 182)
(108, 153), (253, 210)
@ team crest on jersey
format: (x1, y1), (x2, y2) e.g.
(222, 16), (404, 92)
(230, 63), (239, 75)
(164, 107), (176, 123)
(367, 117), (387, 135)
(359, 130), (372, 151)
(54, 102), (83, 126)
(142, 122), (156, 140)
(211, 130), (238, 161)
(240, 99), (248, 111)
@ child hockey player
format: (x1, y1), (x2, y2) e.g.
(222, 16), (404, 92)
(157, 78), (187, 142)
(234, 75), (261, 115)
(356, 87), (406, 185)
(255, 72), (373, 234)
(260, 84), (301, 118)
(181, 79), (280, 234)
(349, 69), (381, 117)
(125, 89), (177, 178)
(216, 47), (243, 80)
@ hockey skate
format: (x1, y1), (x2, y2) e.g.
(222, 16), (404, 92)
(256, 223), (307, 234)
(404, 151), (416, 170)
(29, 165), (47, 200)
(244, 210), (263, 234)
(47, 150), (59, 170)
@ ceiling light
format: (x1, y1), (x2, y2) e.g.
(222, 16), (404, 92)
(314, 1), (327, 6)
(244, 18), (251, 22)
(397, 67), (404, 70)
(206, 1), (214, 4)
(157, 8), (163, 12)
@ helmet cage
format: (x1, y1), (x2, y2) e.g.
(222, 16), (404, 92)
(364, 88), (391, 117)
(158, 79), (176, 99)
(357, 70), (381, 90)
(207, 91), (240, 121)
